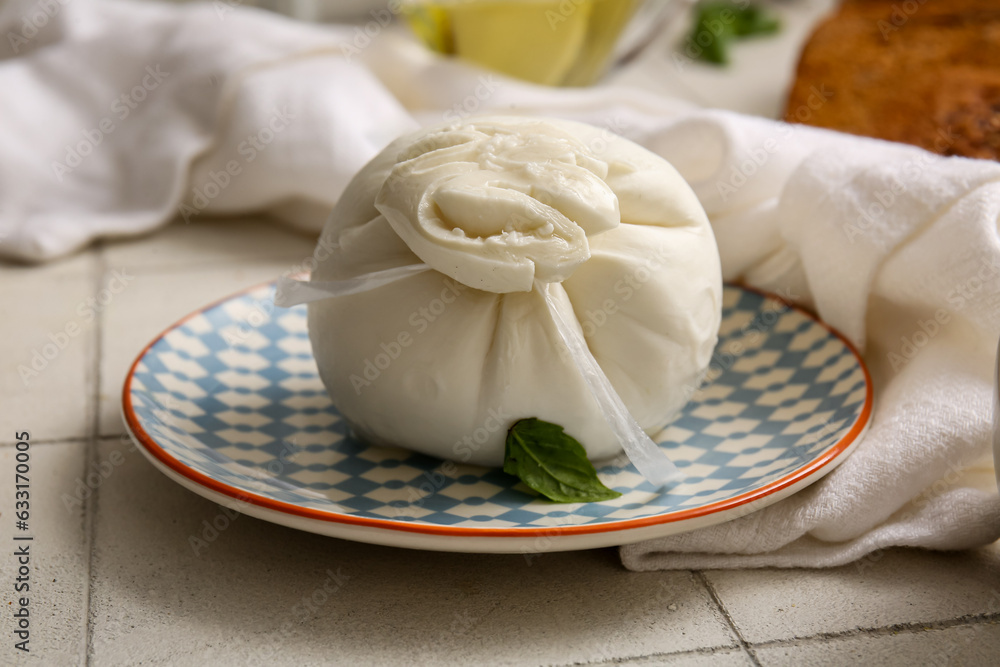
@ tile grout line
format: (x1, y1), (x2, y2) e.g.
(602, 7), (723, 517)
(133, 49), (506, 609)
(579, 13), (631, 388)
(0, 434), (126, 448)
(748, 610), (1000, 651)
(508, 604), (1000, 667)
(545, 601), (1000, 667)
(0, 437), (91, 448)
(545, 642), (746, 667)
(79, 248), (107, 667)
(692, 570), (763, 667)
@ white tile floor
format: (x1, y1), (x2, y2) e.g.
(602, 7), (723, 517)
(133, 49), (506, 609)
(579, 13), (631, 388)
(1, 217), (999, 666)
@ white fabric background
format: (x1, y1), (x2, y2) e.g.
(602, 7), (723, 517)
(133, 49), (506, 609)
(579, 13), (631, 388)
(3, 0), (998, 567)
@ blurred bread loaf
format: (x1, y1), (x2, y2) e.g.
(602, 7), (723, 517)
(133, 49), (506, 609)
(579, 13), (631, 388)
(785, 0), (1000, 160)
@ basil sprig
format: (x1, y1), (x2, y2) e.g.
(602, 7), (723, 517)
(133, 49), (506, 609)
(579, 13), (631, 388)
(688, 1), (781, 65)
(503, 418), (622, 503)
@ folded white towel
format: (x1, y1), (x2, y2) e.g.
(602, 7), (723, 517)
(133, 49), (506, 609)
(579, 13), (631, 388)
(4, 0), (997, 568)
(624, 112), (1000, 568)
(0, 0), (416, 259)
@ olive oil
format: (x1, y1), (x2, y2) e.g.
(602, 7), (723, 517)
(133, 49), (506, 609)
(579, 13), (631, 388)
(404, 0), (639, 87)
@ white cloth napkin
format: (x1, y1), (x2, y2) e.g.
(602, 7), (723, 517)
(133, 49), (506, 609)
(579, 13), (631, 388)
(0, 0), (418, 258)
(623, 113), (1000, 568)
(4, 0), (998, 568)
(0, 0), (690, 259)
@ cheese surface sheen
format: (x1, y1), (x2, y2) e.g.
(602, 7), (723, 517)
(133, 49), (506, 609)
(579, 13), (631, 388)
(308, 116), (722, 467)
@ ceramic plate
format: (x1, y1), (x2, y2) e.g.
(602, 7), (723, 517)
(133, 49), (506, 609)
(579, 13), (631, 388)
(123, 284), (872, 553)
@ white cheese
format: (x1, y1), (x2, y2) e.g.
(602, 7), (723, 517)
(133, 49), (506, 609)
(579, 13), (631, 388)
(307, 116), (722, 467)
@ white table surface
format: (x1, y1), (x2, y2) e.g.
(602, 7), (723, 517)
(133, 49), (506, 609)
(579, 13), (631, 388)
(3, 1), (999, 665)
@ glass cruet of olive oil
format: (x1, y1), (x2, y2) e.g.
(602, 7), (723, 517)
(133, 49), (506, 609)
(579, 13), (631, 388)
(402, 0), (654, 87)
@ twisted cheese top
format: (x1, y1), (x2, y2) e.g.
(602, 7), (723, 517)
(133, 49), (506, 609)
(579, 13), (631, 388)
(374, 119), (620, 293)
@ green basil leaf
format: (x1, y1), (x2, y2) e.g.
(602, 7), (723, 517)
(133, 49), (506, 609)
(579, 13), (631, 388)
(732, 6), (780, 38)
(503, 418), (622, 503)
(691, 4), (736, 65)
(687, 2), (781, 66)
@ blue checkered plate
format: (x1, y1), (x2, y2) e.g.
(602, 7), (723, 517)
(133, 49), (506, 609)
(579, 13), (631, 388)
(123, 283), (872, 553)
